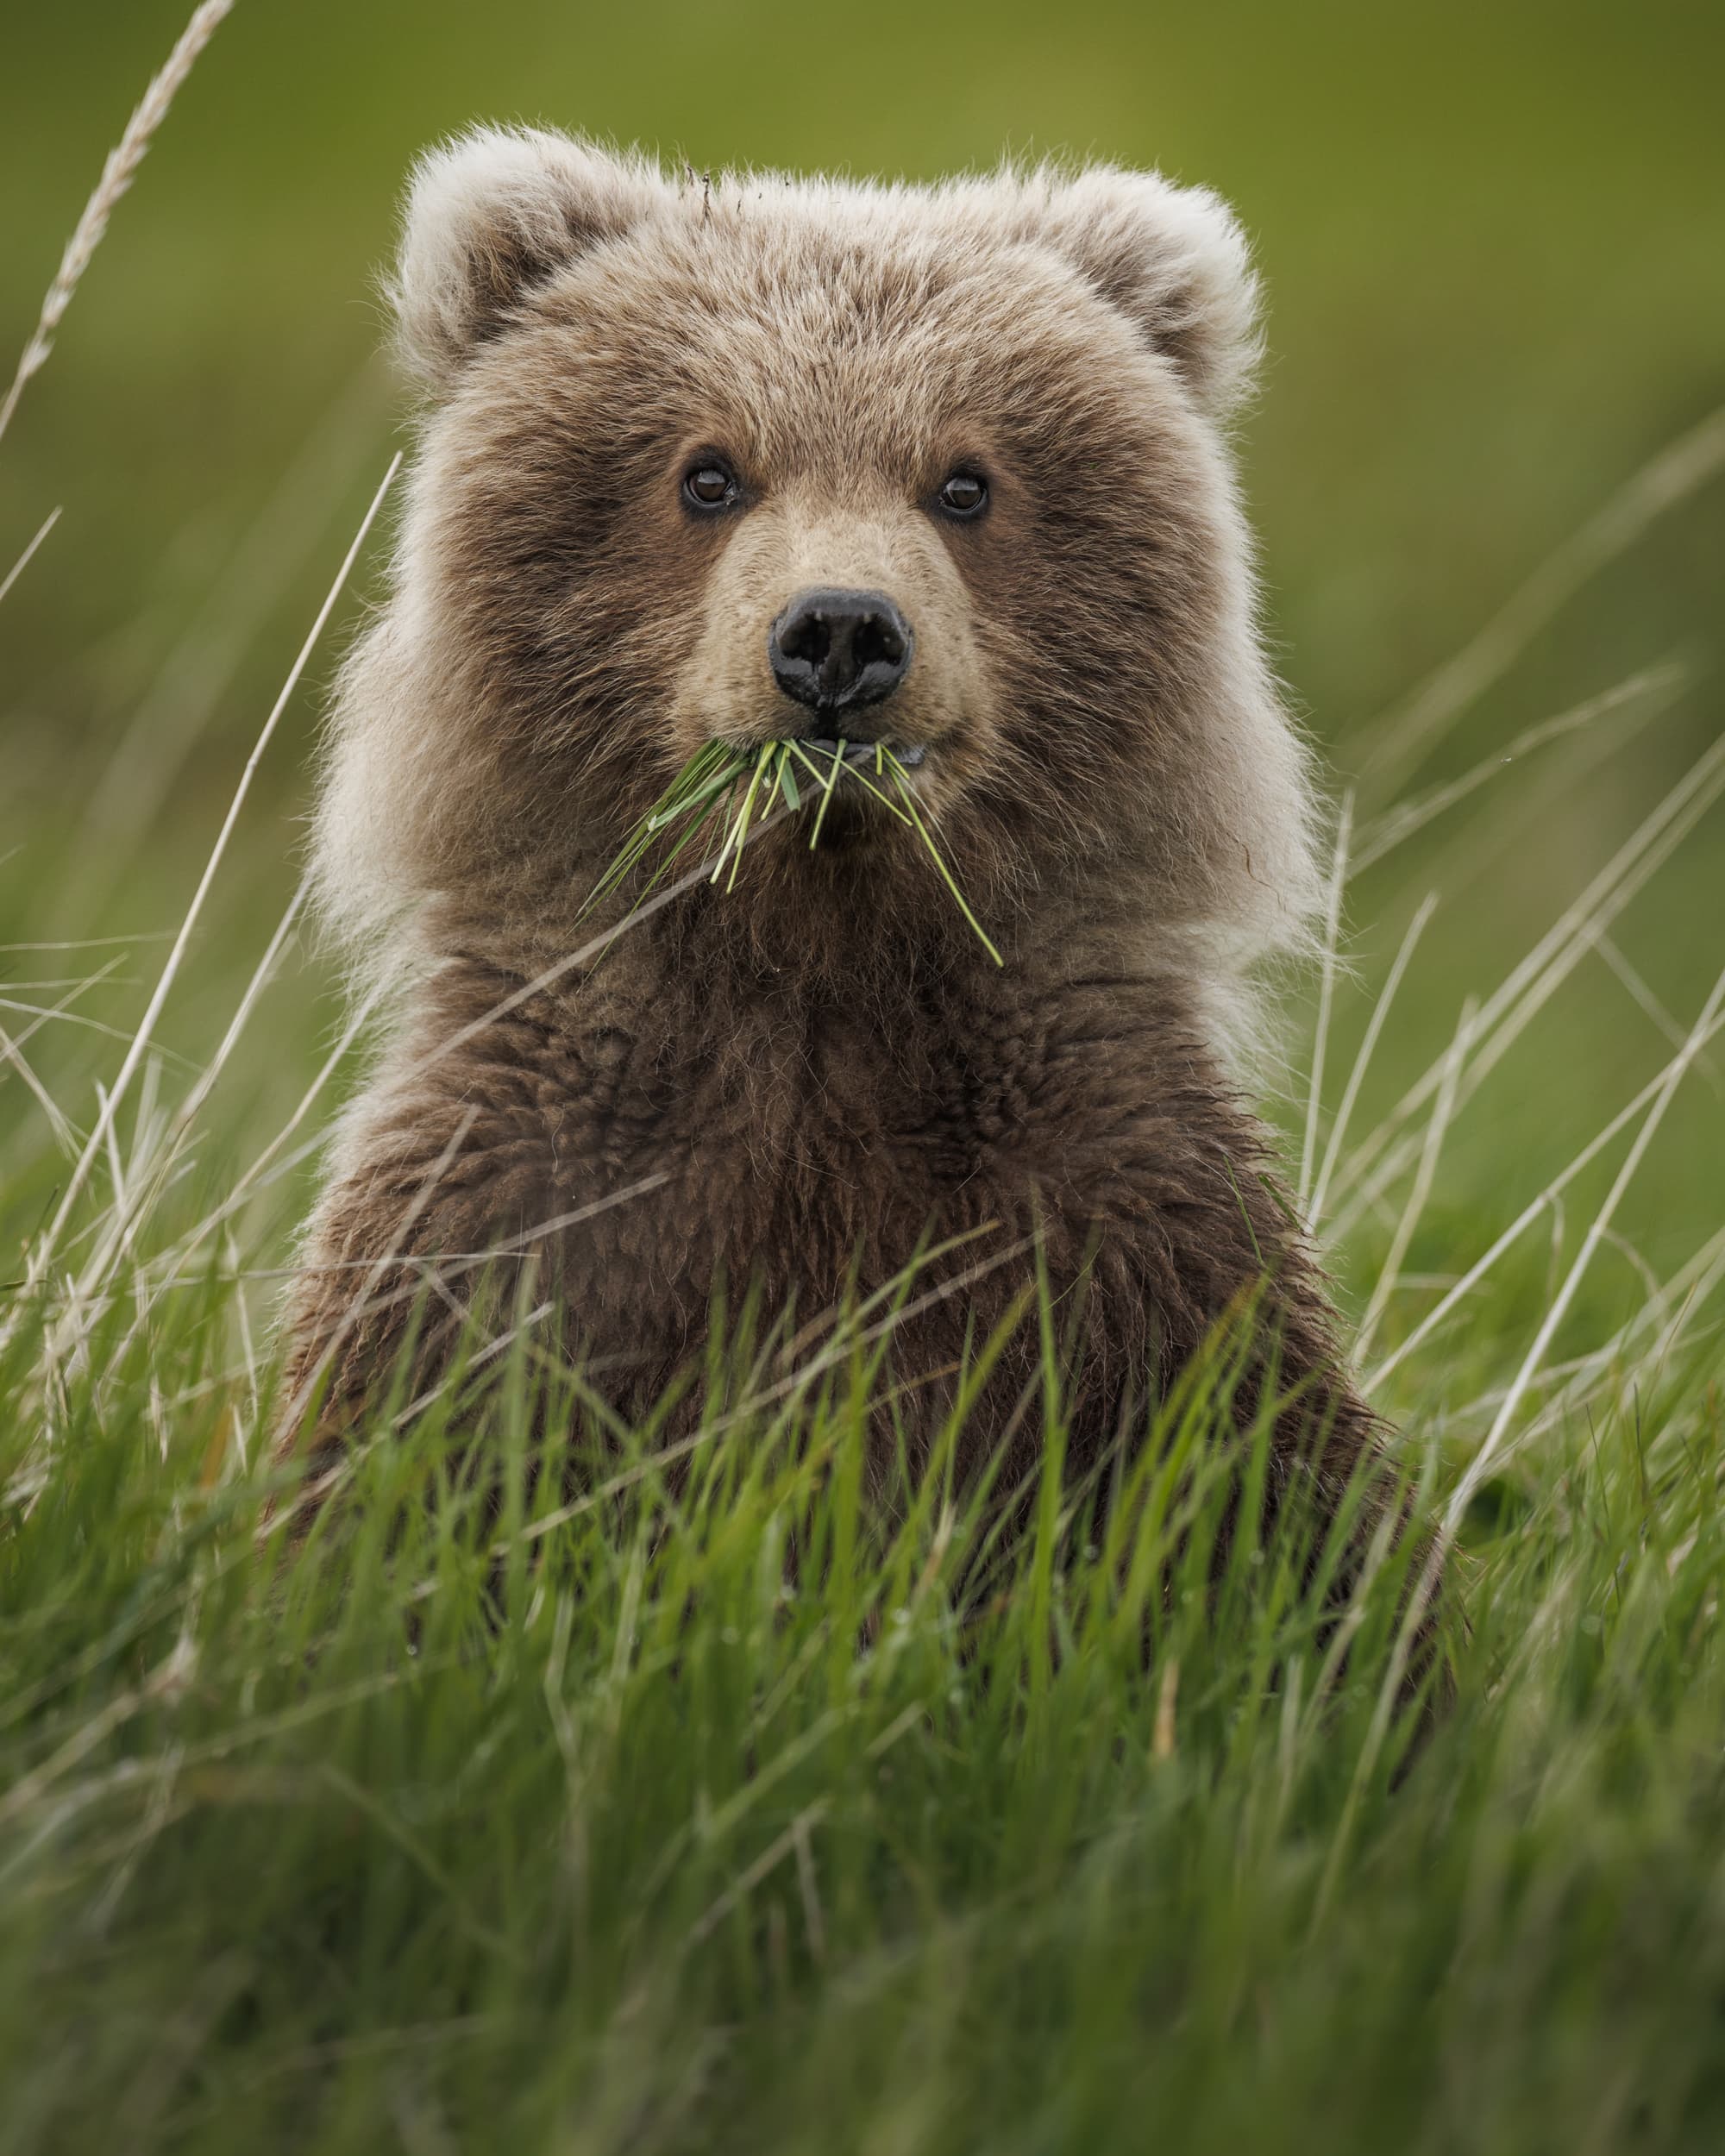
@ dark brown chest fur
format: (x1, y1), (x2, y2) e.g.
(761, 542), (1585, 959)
(286, 936), (1368, 1505)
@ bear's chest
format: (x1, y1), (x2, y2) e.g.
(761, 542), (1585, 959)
(540, 983), (1184, 1344)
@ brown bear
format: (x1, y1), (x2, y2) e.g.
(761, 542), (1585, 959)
(280, 127), (1395, 1557)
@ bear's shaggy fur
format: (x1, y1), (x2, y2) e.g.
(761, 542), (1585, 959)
(280, 128), (1390, 1540)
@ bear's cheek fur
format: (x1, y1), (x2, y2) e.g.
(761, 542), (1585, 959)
(947, 395), (1234, 865)
(416, 398), (725, 830)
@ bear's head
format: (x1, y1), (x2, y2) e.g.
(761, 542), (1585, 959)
(317, 128), (1321, 1043)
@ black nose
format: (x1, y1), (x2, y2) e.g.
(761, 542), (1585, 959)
(768, 586), (913, 716)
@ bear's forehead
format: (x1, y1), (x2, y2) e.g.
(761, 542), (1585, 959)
(520, 204), (1149, 472)
(567, 200), (1081, 340)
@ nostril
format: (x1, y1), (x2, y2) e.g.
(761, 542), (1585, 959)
(779, 610), (831, 667)
(852, 611), (904, 668)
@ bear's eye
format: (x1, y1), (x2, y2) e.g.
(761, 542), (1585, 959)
(935, 470), (989, 520)
(683, 460), (740, 511)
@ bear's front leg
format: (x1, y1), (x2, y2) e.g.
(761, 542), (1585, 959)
(274, 1053), (572, 1485)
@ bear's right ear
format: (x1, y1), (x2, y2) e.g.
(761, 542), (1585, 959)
(389, 128), (666, 391)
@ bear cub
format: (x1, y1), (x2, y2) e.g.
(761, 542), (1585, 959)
(282, 126), (1397, 1555)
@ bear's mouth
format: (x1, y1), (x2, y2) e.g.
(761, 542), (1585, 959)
(583, 734), (1000, 966)
(774, 736), (932, 842)
(793, 736), (928, 773)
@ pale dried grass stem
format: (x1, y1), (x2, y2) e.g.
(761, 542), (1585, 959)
(1308, 891), (1437, 1231)
(1352, 996), (1475, 1364)
(1297, 792), (1352, 1212)
(0, 508), (61, 607)
(1364, 1006), (1725, 1395)
(7, 453), (399, 1348)
(0, 1), (238, 452)
(1443, 960), (1725, 1532)
(1355, 404), (1725, 796)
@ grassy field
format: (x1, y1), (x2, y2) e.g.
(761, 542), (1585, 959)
(3, 3), (1724, 2149)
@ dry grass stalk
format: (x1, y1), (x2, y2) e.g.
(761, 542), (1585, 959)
(9, 451), (399, 1356)
(1353, 403), (1725, 798)
(0, 507), (62, 607)
(1443, 960), (1725, 1532)
(0, 0), (237, 452)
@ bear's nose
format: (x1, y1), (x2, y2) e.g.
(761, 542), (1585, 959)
(768, 587), (913, 717)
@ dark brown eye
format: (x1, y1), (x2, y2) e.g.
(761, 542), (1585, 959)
(683, 461), (739, 511)
(936, 470), (988, 520)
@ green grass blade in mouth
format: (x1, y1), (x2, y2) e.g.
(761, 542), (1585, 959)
(645, 757), (741, 831)
(655, 796), (729, 881)
(790, 739), (914, 830)
(713, 742), (777, 892)
(580, 823), (665, 924)
(886, 751), (1004, 967)
(806, 736), (847, 851)
(584, 789), (732, 960)
(834, 757), (915, 826)
(579, 740), (1001, 970)
(643, 737), (728, 823)
(581, 740), (742, 919)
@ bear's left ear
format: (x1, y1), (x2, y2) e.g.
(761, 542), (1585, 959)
(389, 127), (668, 392)
(1029, 167), (1261, 414)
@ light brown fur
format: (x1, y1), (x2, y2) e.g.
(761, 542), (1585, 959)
(281, 129), (1397, 1556)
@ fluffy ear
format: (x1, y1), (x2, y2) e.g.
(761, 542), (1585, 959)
(1026, 167), (1261, 412)
(389, 127), (666, 389)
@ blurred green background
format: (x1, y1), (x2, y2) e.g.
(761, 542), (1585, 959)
(1, 0), (1721, 1359)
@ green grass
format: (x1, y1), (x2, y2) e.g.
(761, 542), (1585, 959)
(3, 3), (1725, 2148)
(1, 523), (1722, 2147)
(2, 1172), (1722, 2153)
